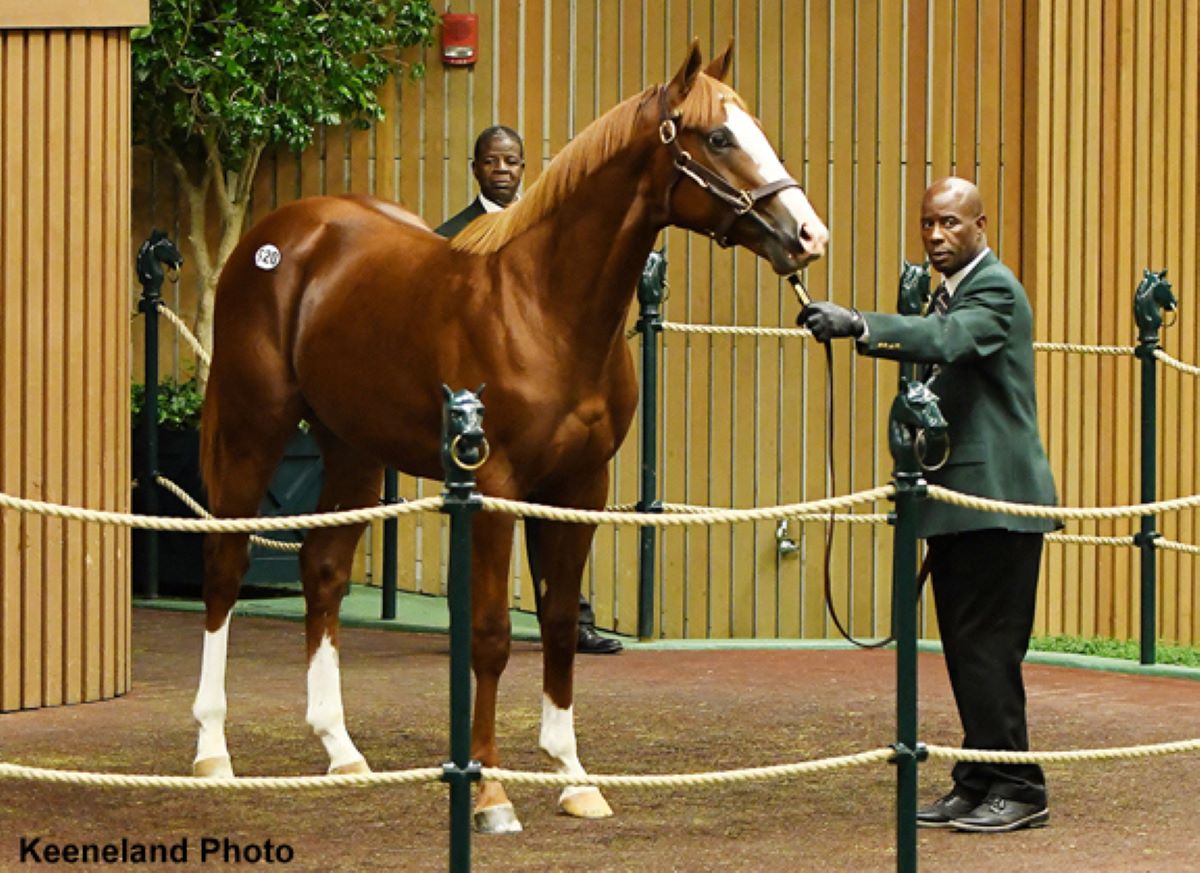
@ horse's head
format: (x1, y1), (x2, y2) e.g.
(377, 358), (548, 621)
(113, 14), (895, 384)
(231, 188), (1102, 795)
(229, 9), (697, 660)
(440, 384), (490, 473)
(1133, 268), (1176, 342)
(653, 40), (829, 275)
(136, 229), (184, 288)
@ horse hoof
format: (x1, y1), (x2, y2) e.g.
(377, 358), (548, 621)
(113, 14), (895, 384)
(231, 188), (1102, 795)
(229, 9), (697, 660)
(559, 787), (613, 819)
(329, 759), (371, 775)
(474, 803), (524, 834)
(193, 756), (234, 779)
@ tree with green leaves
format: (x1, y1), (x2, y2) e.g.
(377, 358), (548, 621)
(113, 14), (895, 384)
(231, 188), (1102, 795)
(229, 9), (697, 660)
(132, 0), (437, 382)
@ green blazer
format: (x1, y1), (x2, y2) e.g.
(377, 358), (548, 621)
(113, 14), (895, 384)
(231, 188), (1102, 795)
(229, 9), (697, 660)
(434, 197), (487, 238)
(859, 251), (1059, 538)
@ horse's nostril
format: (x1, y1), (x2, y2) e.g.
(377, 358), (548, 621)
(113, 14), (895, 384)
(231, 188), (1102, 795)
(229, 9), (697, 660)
(798, 222), (829, 256)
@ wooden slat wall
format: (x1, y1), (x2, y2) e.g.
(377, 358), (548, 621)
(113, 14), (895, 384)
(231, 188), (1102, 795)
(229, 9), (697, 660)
(1, 27), (133, 711)
(1029, 0), (1200, 645)
(131, 0), (1200, 645)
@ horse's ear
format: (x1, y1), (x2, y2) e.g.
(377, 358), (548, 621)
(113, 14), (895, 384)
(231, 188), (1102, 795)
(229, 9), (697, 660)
(704, 39), (734, 82)
(474, 383), (486, 398)
(442, 384), (452, 401)
(664, 38), (704, 109)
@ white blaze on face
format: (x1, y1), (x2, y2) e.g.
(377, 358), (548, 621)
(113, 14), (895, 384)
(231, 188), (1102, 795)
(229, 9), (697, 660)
(723, 103), (829, 254)
(305, 634), (366, 772)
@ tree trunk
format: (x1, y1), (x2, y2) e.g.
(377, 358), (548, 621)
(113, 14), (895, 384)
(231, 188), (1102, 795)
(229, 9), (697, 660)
(165, 144), (261, 389)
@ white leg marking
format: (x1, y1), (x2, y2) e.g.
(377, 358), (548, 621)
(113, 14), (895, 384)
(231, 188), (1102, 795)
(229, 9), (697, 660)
(193, 616), (232, 768)
(306, 634), (366, 772)
(539, 694), (593, 802)
(724, 104), (829, 250)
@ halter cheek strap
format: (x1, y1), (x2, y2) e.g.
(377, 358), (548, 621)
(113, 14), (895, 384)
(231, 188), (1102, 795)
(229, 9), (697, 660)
(658, 86), (802, 247)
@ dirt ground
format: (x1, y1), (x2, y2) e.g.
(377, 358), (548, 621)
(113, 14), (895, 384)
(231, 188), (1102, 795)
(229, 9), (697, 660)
(2, 609), (1199, 872)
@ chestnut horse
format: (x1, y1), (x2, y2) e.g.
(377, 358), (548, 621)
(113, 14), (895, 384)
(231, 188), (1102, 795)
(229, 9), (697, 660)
(192, 42), (828, 833)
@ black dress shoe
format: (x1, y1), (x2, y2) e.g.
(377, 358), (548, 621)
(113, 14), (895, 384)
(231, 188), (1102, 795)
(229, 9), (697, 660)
(916, 790), (981, 828)
(952, 796), (1049, 833)
(577, 624), (623, 654)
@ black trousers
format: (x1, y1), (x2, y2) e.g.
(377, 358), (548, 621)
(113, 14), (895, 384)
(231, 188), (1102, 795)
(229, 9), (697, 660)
(927, 528), (1047, 805)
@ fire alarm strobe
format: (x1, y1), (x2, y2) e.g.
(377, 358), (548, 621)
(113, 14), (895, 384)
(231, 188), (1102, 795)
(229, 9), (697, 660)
(441, 13), (478, 66)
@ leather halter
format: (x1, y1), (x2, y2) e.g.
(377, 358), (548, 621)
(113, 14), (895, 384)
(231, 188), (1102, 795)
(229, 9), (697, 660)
(657, 86), (802, 247)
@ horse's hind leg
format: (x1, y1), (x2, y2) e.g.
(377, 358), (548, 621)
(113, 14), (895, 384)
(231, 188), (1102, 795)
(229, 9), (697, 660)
(300, 429), (383, 774)
(530, 473), (614, 819)
(194, 408), (299, 778)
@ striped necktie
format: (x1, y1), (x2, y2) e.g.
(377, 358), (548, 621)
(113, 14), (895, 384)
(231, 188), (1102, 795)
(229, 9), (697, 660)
(922, 284), (950, 382)
(930, 284), (950, 316)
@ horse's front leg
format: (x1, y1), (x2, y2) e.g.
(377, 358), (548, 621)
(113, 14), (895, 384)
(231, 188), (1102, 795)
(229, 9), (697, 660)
(300, 521), (374, 775)
(468, 511), (521, 833)
(530, 475), (614, 820)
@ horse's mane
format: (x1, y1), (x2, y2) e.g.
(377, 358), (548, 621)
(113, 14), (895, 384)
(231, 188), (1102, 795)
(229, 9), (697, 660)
(450, 73), (744, 255)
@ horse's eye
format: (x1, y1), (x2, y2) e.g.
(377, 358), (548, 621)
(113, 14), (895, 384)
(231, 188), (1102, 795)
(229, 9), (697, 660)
(707, 128), (734, 151)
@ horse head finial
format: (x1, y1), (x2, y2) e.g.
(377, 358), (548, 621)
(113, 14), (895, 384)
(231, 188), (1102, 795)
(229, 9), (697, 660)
(888, 378), (949, 473)
(136, 229), (184, 294)
(637, 249), (668, 306)
(897, 260), (931, 316)
(441, 385), (489, 478)
(1133, 268), (1175, 343)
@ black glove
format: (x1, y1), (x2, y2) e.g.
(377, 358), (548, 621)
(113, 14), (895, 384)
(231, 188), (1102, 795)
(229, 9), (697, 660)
(797, 301), (865, 342)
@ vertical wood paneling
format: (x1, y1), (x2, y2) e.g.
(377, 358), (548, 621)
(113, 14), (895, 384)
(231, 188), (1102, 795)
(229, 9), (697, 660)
(123, 0), (1200, 646)
(1, 26), (133, 711)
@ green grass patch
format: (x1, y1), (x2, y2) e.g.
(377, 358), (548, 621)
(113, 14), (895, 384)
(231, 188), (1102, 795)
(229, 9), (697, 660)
(1030, 634), (1200, 667)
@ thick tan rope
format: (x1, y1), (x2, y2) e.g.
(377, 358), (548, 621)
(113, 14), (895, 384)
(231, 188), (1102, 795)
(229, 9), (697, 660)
(481, 486), (895, 526)
(1046, 532), (1136, 547)
(0, 749), (893, 790)
(481, 749), (896, 787)
(926, 737), (1200, 764)
(0, 490), (443, 532)
(155, 302), (212, 367)
(1153, 348), (1200, 376)
(660, 321), (813, 339)
(155, 476), (301, 553)
(659, 320), (1138, 356)
(0, 762), (441, 789)
(1032, 341), (1135, 355)
(1156, 537), (1200, 556)
(6, 735), (1199, 791)
(926, 485), (1200, 522)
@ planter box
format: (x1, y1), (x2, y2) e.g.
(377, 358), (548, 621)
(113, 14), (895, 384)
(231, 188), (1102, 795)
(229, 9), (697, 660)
(132, 427), (323, 597)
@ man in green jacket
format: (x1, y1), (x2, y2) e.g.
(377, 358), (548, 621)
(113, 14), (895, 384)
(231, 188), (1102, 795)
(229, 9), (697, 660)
(434, 126), (622, 656)
(800, 177), (1058, 833)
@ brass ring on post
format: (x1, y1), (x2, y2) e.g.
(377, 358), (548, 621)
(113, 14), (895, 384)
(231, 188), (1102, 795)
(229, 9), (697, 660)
(166, 265), (181, 282)
(914, 430), (950, 472)
(1164, 308), (1179, 329)
(450, 434), (490, 471)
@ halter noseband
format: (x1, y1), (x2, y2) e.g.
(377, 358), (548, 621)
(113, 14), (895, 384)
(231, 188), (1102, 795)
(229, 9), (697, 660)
(657, 86), (801, 247)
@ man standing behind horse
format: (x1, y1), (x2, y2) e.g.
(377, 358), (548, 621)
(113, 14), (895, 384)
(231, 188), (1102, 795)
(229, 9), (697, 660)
(801, 177), (1058, 833)
(436, 125), (623, 655)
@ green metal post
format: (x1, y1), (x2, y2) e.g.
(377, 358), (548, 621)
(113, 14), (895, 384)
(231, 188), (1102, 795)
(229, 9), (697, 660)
(1132, 268), (1174, 666)
(896, 260), (930, 388)
(382, 468), (398, 620)
(891, 472), (922, 872)
(887, 378), (941, 873)
(135, 236), (166, 599)
(636, 250), (667, 641)
(1136, 344), (1157, 666)
(439, 388), (485, 872)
